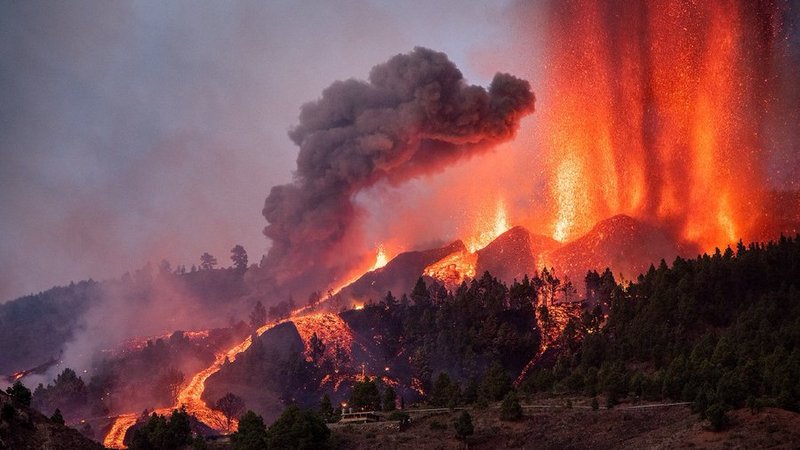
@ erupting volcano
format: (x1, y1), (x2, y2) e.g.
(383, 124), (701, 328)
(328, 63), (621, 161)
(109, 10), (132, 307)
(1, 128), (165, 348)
(536, 0), (798, 249)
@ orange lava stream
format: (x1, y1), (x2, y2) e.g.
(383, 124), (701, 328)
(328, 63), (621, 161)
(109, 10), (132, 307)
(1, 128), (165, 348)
(103, 413), (138, 449)
(102, 310), (313, 447)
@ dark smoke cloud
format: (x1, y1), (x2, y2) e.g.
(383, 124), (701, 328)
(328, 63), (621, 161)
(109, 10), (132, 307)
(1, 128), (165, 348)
(261, 47), (534, 291)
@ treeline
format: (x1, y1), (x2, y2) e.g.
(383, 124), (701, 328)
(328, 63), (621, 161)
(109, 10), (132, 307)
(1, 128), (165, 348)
(522, 235), (800, 428)
(348, 272), (545, 392)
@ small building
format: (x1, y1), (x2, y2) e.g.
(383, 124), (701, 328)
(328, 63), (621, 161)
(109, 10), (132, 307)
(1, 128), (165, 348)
(339, 411), (380, 424)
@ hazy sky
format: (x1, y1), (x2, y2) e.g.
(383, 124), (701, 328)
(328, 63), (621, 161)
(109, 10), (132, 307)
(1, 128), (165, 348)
(0, 0), (534, 301)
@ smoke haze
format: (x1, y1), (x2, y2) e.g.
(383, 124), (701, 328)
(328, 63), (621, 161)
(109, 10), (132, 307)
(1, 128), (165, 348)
(261, 48), (534, 293)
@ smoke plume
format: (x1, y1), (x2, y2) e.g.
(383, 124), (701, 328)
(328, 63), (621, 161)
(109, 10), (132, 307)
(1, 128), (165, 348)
(261, 47), (534, 291)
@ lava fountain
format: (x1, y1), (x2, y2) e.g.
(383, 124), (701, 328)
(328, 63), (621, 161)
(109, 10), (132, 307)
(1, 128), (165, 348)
(538, 0), (791, 250)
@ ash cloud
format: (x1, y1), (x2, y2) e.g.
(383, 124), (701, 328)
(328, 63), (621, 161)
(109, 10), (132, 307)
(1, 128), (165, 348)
(261, 47), (534, 291)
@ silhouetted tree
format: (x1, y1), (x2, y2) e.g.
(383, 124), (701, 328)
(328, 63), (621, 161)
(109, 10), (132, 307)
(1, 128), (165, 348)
(249, 301), (267, 330)
(231, 245), (248, 273)
(350, 378), (381, 411)
(215, 392), (246, 431)
(199, 253), (218, 270)
(500, 391), (523, 421)
(453, 411), (474, 443)
(266, 405), (329, 449)
(383, 386), (397, 411)
(50, 408), (64, 425)
(309, 332), (325, 365)
(318, 394), (335, 422)
(231, 410), (268, 450)
(6, 381), (31, 406)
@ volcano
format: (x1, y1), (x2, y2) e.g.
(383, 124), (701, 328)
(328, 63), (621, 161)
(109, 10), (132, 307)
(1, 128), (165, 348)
(337, 215), (698, 300)
(547, 215), (699, 284)
(337, 240), (468, 302)
(475, 226), (560, 283)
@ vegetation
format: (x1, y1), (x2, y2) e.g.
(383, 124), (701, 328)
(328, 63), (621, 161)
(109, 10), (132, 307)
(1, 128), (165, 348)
(215, 392), (246, 431)
(231, 410), (268, 450)
(6, 381), (32, 407)
(453, 410), (474, 442)
(349, 377), (382, 411)
(521, 236), (800, 424)
(265, 405), (330, 449)
(129, 408), (193, 450)
(500, 390), (523, 421)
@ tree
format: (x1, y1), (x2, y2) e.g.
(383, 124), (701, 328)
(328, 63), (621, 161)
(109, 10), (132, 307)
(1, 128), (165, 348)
(309, 332), (326, 365)
(383, 386), (397, 411)
(231, 410), (268, 450)
(215, 392), (246, 431)
(318, 394), (335, 422)
(350, 378), (381, 411)
(480, 362), (511, 401)
(266, 405), (330, 449)
(50, 408), (65, 425)
(199, 252), (218, 270)
(249, 301), (267, 330)
(500, 391), (523, 421)
(6, 381), (32, 406)
(231, 245), (248, 273)
(453, 411), (474, 443)
(431, 372), (459, 408)
(129, 408), (193, 450)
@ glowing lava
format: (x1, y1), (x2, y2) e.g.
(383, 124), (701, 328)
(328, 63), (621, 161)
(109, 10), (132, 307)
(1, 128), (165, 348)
(103, 414), (138, 449)
(539, 0), (783, 250)
(292, 313), (355, 363)
(466, 199), (509, 253)
(371, 244), (389, 270)
(423, 249), (477, 291)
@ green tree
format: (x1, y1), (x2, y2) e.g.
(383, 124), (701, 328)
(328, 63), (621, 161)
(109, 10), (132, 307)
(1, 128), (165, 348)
(231, 245), (248, 273)
(199, 252), (218, 270)
(50, 408), (65, 425)
(430, 372), (459, 407)
(6, 381), (32, 406)
(453, 411), (474, 443)
(350, 378), (381, 411)
(129, 408), (193, 450)
(500, 391), (523, 421)
(266, 405), (330, 449)
(215, 392), (246, 432)
(480, 362), (511, 401)
(231, 410), (268, 450)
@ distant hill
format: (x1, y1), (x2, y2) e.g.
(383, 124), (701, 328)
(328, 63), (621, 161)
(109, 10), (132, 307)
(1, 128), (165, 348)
(0, 390), (103, 450)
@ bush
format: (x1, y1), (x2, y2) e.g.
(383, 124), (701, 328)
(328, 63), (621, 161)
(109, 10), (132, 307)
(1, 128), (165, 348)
(231, 410), (268, 450)
(500, 391), (523, 421)
(429, 419), (446, 430)
(706, 403), (729, 431)
(388, 410), (410, 427)
(453, 411), (474, 441)
(266, 405), (330, 449)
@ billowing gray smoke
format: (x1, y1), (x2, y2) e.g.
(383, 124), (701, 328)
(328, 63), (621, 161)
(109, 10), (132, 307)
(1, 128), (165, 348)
(261, 47), (535, 293)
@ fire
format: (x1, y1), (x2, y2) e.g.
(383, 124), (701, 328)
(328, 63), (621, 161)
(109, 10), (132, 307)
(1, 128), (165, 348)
(104, 414), (138, 449)
(423, 249), (477, 291)
(371, 244), (388, 270)
(291, 313), (355, 364)
(539, 0), (778, 251)
(466, 199), (509, 253)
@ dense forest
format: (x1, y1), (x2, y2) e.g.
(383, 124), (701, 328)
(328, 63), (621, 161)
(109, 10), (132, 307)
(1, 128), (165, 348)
(522, 236), (800, 426)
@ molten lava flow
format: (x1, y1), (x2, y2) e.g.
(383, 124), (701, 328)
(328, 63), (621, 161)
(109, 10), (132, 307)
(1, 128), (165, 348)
(102, 314), (304, 446)
(539, 0), (783, 250)
(104, 414), (138, 449)
(292, 313), (355, 363)
(423, 249), (477, 291)
(514, 302), (581, 387)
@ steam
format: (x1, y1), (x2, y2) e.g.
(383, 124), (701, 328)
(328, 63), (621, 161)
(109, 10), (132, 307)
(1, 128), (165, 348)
(261, 47), (535, 291)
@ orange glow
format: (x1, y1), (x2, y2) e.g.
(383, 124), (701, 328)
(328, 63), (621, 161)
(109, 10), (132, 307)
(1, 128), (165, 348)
(292, 313), (355, 363)
(538, 0), (773, 251)
(371, 244), (388, 270)
(465, 199), (510, 253)
(104, 414), (138, 449)
(423, 248), (477, 290)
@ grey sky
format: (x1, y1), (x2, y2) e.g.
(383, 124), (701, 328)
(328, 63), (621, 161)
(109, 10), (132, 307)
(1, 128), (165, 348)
(0, 1), (529, 301)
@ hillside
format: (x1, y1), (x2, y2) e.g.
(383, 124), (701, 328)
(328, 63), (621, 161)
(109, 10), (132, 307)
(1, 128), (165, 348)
(0, 390), (103, 450)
